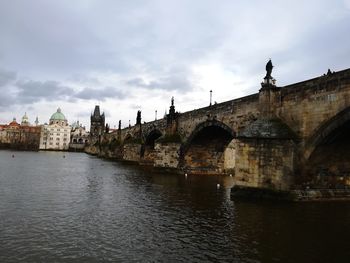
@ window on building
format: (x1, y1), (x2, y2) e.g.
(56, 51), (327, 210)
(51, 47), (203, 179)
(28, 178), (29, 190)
(56, 142), (59, 145)
(56, 138), (60, 141)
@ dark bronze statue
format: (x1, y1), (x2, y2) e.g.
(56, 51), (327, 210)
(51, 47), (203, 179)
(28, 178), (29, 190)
(265, 59), (273, 79)
(118, 120), (121, 130)
(136, 110), (141, 125)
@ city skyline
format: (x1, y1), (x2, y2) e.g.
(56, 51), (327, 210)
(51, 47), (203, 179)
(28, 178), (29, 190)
(1, 0), (350, 128)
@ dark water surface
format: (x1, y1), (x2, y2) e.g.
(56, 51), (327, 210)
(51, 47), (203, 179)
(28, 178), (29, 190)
(0, 150), (349, 262)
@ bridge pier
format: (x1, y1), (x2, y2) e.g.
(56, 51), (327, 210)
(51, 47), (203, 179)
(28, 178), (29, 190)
(154, 142), (181, 169)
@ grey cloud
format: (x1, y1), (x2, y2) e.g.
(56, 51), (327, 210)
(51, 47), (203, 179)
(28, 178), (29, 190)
(0, 91), (16, 108)
(126, 70), (192, 92)
(0, 68), (17, 87)
(75, 86), (126, 101)
(16, 80), (75, 104)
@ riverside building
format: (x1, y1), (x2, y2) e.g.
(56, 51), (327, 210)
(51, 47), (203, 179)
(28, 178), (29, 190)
(39, 108), (71, 151)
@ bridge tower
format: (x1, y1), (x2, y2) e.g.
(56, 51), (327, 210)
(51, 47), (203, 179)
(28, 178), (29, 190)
(90, 105), (105, 138)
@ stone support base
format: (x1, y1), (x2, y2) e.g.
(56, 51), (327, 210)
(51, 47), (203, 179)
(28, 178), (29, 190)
(154, 142), (181, 168)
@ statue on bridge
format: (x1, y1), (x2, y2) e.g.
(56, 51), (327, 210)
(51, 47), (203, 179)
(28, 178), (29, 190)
(136, 110), (142, 125)
(265, 59), (273, 79)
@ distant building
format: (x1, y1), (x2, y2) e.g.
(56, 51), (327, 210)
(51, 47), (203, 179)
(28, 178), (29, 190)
(39, 108), (71, 151)
(0, 116), (41, 150)
(90, 105), (105, 138)
(21, 112), (30, 126)
(69, 121), (89, 151)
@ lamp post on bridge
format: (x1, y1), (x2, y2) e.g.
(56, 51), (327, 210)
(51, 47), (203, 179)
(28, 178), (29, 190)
(210, 90), (212, 106)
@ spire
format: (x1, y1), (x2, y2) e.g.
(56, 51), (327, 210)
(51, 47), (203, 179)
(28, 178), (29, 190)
(93, 105), (100, 117)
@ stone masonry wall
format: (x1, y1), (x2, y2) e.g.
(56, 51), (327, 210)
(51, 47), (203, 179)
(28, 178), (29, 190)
(154, 142), (181, 168)
(235, 138), (295, 191)
(277, 70), (350, 142)
(123, 143), (142, 162)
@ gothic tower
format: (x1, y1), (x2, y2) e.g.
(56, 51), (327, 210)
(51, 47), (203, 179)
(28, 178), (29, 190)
(90, 105), (105, 137)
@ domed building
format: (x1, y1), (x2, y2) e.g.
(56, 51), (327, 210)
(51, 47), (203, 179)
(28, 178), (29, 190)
(39, 108), (71, 151)
(21, 112), (30, 126)
(0, 116), (41, 150)
(9, 117), (20, 127)
(49, 108), (68, 126)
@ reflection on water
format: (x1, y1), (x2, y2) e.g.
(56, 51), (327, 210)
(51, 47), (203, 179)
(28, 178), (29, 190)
(0, 150), (349, 262)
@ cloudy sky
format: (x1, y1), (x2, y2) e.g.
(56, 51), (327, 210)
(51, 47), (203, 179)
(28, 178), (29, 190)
(1, 0), (350, 129)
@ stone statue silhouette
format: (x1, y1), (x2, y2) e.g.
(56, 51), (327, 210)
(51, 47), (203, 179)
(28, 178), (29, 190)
(265, 59), (273, 79)
(136, 110), (141, 125)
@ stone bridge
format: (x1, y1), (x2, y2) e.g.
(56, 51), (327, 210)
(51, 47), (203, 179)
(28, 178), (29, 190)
(87, 65), (350, 193)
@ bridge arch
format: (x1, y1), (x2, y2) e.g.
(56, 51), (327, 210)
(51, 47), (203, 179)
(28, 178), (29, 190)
(123, 133), (133, 144)
(302, 107), (350, 188)
(141, 129), (163, 162)
(181, 120), (236, 174)
(144, 129), (163, 149)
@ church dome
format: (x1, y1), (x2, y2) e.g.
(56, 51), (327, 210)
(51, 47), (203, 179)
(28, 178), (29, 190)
(9, 117), (20, 127)
(21, 112), (29, 125)
(50, 108), (66, 121)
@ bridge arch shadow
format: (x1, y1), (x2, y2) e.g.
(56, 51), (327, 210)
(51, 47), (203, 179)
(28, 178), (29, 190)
(141, 129), (163, 161)
(124, 133), (133, 143)
(180, 120), (236, 175)
(302, 106), (350, 188)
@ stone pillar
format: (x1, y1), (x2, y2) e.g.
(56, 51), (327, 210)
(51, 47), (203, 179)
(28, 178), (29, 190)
(153, 97), (182, 170)
(234, 115), (297, 192)
(233, 61), (297, 194)
(154, 142), (181, 168)
(259, 79), (281, 118)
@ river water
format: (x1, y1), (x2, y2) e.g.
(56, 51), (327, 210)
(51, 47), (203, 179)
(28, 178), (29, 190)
(0, 150), (349, 262)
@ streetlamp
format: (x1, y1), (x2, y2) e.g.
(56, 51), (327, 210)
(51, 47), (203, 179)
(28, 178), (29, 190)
(210, 90), (212, 106)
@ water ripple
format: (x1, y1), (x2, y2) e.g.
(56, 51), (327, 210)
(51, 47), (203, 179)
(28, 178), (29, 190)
(0, 151), (350, 262)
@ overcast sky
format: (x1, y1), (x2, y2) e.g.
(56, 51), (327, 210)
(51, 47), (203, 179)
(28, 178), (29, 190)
(1, 0), (350, 129)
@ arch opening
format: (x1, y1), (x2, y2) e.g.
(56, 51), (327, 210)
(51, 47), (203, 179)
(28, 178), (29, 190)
(182, 125), (235, 175)
(141, 130), (163, 163)
(145, 130), (162, 149)
(303, 119), (350, 188)
(124, 134), (133, 143)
